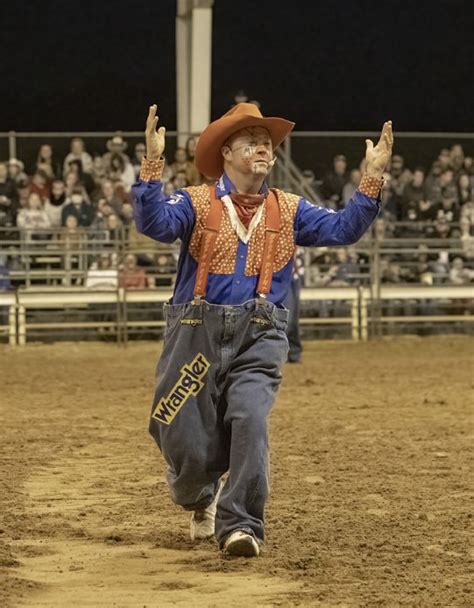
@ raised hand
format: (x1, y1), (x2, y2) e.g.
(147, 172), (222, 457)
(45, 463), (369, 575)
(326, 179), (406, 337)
(365, 121), (394, 179)
(145, 104), (166, 160)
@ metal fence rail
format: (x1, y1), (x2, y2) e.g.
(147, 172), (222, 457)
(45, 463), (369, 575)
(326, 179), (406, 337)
(0, 285), (471, 345)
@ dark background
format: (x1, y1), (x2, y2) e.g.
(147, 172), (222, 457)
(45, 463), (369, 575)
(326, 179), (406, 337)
(1, 0), (473, 133)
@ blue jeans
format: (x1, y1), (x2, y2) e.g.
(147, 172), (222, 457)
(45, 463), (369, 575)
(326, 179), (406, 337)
(149, 298), (289, 545)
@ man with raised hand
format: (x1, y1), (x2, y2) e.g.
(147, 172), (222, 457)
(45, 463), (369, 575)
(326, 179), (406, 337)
(132, 103), (393, 557)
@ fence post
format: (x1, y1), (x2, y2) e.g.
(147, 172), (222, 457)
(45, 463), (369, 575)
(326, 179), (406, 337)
(351, 296), (359, 341)
(8, 304), (17, 346)
(18, 305), (26, 346)
(360, 287), (368, 341)
(370, 236), (382, 338)
(8, 131), (17, 159)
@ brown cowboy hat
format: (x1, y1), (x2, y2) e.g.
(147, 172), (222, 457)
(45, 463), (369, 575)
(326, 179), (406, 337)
(195, 103), (295, 179)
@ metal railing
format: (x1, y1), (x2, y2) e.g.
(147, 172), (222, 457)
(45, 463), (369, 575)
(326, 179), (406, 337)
(1, 284), (472, 346)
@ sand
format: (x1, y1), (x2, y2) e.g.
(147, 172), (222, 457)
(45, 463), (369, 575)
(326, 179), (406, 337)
(1, 336), (473, 607)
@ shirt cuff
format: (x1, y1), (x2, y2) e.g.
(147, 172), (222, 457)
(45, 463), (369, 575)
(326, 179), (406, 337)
(139, 157), (165, 181)
(358, 174), (384, 198)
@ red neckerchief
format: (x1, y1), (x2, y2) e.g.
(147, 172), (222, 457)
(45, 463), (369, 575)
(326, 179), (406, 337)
(228, 192), (265, 229)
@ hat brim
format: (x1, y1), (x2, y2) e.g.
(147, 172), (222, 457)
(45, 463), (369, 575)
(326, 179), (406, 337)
(195, 115), (295, 179)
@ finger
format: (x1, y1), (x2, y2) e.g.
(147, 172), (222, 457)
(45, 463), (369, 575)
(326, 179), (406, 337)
(146, 104), (158, 128)
(365, 139), (374, 151)
(383, 120), (393, 145)
(158, 126), (166, 138)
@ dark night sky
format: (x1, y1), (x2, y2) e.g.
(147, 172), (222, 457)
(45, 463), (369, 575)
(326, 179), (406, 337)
(1, 0), (473, 133)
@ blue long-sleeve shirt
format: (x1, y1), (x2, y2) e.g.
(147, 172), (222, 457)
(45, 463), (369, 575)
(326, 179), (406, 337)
(131, 173), (379, 305)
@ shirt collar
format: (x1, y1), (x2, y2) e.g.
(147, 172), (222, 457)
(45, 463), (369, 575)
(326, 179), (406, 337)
(215, 172), (269, 198)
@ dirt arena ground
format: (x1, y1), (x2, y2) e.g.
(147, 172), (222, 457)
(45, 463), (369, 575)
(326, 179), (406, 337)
(1, 336), (473, 607)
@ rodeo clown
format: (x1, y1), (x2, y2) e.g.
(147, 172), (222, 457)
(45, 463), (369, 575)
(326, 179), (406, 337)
(132, 103), (393, 557)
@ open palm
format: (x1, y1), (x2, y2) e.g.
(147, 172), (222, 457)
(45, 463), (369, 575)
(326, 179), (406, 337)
(365, 121), (394, 178)
(145, 104), (166, 160)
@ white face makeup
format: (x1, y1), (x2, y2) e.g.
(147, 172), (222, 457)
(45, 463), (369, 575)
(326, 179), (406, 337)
(223, 127), (276, 176)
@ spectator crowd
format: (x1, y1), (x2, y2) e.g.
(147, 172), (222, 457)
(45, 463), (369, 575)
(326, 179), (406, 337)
(0, 129), (472, 291)
(304, 143), (473, 288)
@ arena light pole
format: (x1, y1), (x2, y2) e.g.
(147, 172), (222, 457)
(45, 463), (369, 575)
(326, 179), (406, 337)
(176, 0), (214, 148)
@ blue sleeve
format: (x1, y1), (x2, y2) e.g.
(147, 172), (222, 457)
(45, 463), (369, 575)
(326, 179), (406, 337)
(131, 179), (195, 244)
(294, 190), (380, 247)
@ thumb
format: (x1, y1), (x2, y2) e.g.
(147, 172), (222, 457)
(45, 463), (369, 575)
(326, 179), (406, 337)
(365, 139), (374, 151)
(158, 126), (166, 137)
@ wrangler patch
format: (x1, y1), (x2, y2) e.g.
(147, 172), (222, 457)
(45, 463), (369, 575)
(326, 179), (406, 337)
(180, 318), (203, 326)
(152, 353), (210, 425)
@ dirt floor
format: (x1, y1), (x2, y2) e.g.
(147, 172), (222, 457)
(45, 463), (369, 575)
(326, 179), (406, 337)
(1, 336), (473, 607)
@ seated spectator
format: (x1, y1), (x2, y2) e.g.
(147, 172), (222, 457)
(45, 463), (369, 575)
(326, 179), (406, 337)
(59, 215), (86, 287)
(424, 160), (443, 203)
(163, 181), (175, 196)
(439, 169), (458, 203)
(342, 169), (361, 205)
(102, 135), (130, 173)
(44, 179), (67, 227)
(395, 202), (422, 238)
(450, 144), (465, 176)
(64, 170), (82, 199)
(60, 214), (85, 251)
(7, 158), (28, 188)
(436, 195), (460, 223)
(387, 154), (412, 218)
(461, 200), (474, 224)
(67, 159), (95, 197)
(63, 137), (93, 176)
(29, 170), (51, 202)
(459, 216), (474, 260)
(415, 245), (434, 285)
(401, 167), (427, 218)
(463, 156), (473, 175)
(131, 142), (146, 179)
(169, 147), (201, 186)
(319, 154), (349, 209)
(437, 148), (451, 170)
(173, 170), (188, 191)
(17, 192), (51, 233)
(61, 188), (95, 227)
(0, 161), (18, 208)
(457, 173), (472, 205)
(34, 144), (62, 180)
(98, 179), (123, 213)
(91, 198), (114, 232)
(185, 136), (197, 164)
(119, 201), (134, 228)
(107, 152), (135, 192)
(85, 253), (118, 288)
(17, 184), (30, 210)
(417, 199), (437, 222)
(449, 256), (473, 284)
(118, 253), (148, 289)
(0, 193), (17, 233)
(106, 213), (123, 241)
(427, 217), (452, 240)
(91, 155), (107, 187)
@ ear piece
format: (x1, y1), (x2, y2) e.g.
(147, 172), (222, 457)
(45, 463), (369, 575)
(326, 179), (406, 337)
(268, 157), (277, 167)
